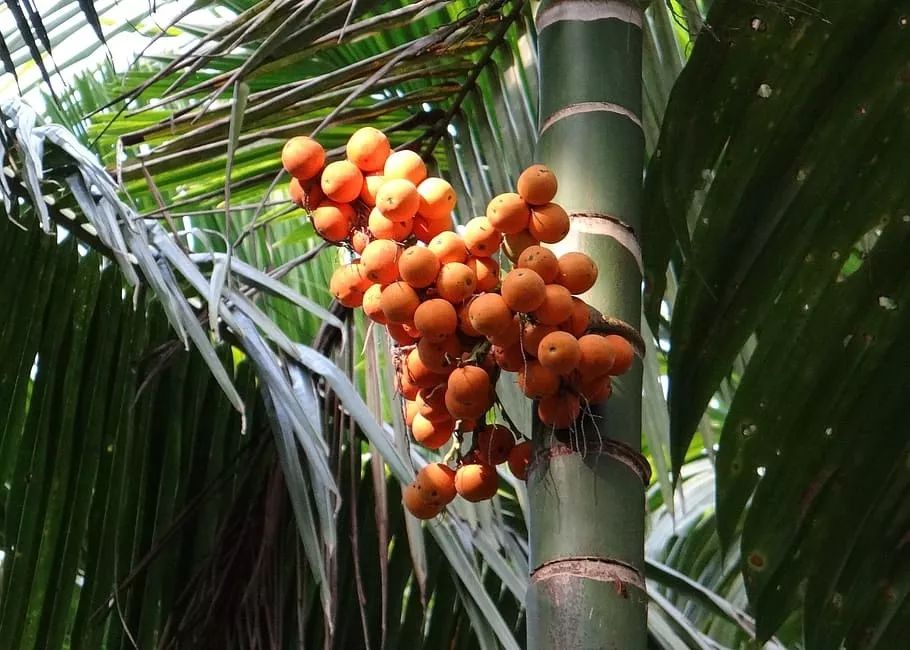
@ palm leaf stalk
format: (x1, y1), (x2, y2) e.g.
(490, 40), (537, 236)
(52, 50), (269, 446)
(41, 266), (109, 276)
(526, 1), (648, 648)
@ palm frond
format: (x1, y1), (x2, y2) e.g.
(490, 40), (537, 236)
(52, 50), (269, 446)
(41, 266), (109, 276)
(1, 92), (533, 648)
(0, 208), (270, 648)
(0, 0), (182, 99)
(646, 0), (910, 644)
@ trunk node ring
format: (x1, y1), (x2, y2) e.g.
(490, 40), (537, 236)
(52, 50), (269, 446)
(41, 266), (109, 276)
(530, 556), (645, 591)
(529, 437), (652, 484)
(536, 0), (645, 33)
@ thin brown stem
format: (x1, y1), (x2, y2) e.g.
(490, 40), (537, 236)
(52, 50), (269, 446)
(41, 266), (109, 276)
(420, 0), (526, 158)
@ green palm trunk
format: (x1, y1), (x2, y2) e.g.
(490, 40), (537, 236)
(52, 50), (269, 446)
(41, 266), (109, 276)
(526, 1), (648, 648)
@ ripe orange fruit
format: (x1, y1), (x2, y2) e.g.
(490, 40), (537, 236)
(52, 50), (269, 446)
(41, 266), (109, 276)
(384, 149), (427, 185)
(412, 214), (452, 243)
(380, 281), (420, 323)
(577, 334), (616, 379)
(404, 399), (418, 426)
(604, 335), (635, 375)
(556, 252), (598, 294)
(474, 424), (515, 465)
(403, 483), (442, 519)
(446, 366), (491, 403)
(280, 136), (626, 482)
(281, 136), (325, 180)
(537, 331), (581, 375)
(320, 160), (363, 203)
(486, 192), (531, 234)
(520, 322), (557, 357)
(309, 181), (326, 209)
(290, 177), (323, 209)
(528, 203), (570, 243)
(533, 284), (574, 326)
(360, 239), (401, 284)
(415, 463), (457, 505)
(359, 173), (385, 206)
(486, 314), (520, 347)
(351, 229), (371, 254)
(507, 440), (532, 480)
(444, 387), (492, 420)
(402, 322), (421, 339)
(562, 298), (591, 337)
(362, 283), (388, 324)
(428, 231), (468, 264)
(454, 463), (498, 502)
(413, 299), (458, 341)
(466, 256), (499, 292)
(436, 262), (476, 303)
(312, 201), (354, 242)
(468, 293), (513, 337)
(517, 164), (558, 206)
(369, 207), (413, 241)
(457, 301), (481, 337)
(517, 245), (559, 283)
(501, 268), (546, 313)
(445, 366), (492, 419)
(517, 360), (560, 398)
(376, 178), (420, 220)
(538, 392), (581, 429)
(387, 322), (419, 345)
(396, 368), (420, 400)
(503, 230), (539, 262)
(492, 343), (524, 372)
(463, 216), (503, 257)
(417, 398), (452, 422)
(578, 374), (612, 404)
(398, 245), (441, 288)
(417, 387), (450, 421)
(411, 413), (454, 449)
(417, 336), (463, 374)
(406, 348), (449, 388)
(417, 177), (457, 220)
(346, 126), (390, 172)
(417, 404), (451, 426)
(329, 263), (370, 308)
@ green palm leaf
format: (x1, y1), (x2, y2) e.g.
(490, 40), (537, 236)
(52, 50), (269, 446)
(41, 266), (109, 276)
(645, 0), (910, 643)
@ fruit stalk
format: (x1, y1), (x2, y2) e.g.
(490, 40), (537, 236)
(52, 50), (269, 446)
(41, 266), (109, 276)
(525, 1), (649, 649)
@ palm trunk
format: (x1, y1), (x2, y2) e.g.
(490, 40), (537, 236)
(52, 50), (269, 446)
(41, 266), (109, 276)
(526, 1), (648, 648)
